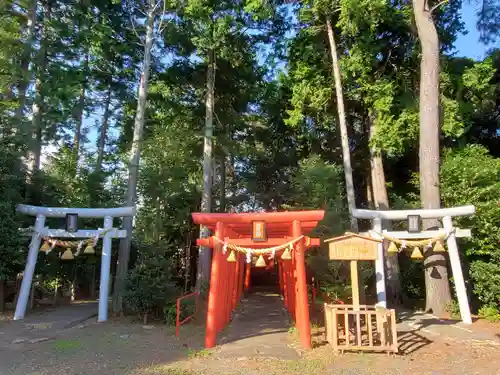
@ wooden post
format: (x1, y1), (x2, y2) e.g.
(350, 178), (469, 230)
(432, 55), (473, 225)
(373, 218), (386, 308)
(283, 260), (289, 310)
(237, 253), (244, 304)
(292, 220), (312, 349)
(443, 216), (472, 324)
(350, 260), (360, 309)
(278, 260), (283, 294)
(206, 221), (223, 348)
(244, 262), (251, 293)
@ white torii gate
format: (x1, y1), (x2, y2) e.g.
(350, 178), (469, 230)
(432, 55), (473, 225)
(353, 205), (475, 324)
(14, 204), (135, 322)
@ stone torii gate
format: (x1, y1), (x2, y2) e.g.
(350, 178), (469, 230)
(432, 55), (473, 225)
(192, 210), (324, 349)
(353, 205), (475, 324)
(15, 204), (135, 322)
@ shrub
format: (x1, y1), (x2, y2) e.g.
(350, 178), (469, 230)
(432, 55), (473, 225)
(445, 300), (461, 319)
(478, 305), (500, 323)
(124, 246), (178, 323)
(441, 145), (500, 310)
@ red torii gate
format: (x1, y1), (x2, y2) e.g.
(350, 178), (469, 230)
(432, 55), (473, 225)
(192, 210), (325, 349)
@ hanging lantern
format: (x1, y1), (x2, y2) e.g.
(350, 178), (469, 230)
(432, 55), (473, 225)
(387, 242), (398, 254)
(61, 248), (74, 260)
(281, 247), (292, 260)
(84, 243), (95, 255)
(410, 247), (424, 260)
(255, 254), (266, 267)
(227, 250), (237, 262)
(40, 241), (50, 253)
(433, 240), (446, 252)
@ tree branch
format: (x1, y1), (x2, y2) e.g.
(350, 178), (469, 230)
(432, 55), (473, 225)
(430, 0), (449, 14)
(157, 0), (169, 34)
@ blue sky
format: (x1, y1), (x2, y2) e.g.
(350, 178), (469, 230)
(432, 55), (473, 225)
(454, 2), (490, 59)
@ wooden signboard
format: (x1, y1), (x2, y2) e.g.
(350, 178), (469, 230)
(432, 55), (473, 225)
(325, 233), (380, 261)
(324, 233), (382, 309)
(252, 221), (267, 242)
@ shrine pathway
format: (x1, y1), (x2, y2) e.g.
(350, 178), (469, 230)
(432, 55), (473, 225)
(216, 288), (300, 360)
(0, 301), (98, 349)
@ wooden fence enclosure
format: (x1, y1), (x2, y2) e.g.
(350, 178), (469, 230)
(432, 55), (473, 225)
(324, 304), (398, 354)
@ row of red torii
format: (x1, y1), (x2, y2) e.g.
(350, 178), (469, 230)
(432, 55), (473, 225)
(193, 210), (325, 349)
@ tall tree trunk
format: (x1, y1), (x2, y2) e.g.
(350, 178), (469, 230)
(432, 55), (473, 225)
(326, 17), (358, 232)
(15, 0), (37, 132)
(219, 153), (226, 212)
(366, 175), (373, 208)
(413, 0), (451, 316)
(196, 49), (216, 290)
(73, 53), (89, 171)
(112, 1), (155, 313)
(154, 196), (161, 242)
(96, 85), (112, 172)
(26, 4), (49, 178)
(368, 116), (402, 305)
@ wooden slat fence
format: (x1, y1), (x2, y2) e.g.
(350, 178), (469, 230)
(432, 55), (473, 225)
(324, 304), (398, 354)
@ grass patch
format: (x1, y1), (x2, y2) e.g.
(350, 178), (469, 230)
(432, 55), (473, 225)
(53, 339), (82, 351)
(187, 348), (213, 359)
(134, 365), (199, 375)
(284, 359), (327, 373)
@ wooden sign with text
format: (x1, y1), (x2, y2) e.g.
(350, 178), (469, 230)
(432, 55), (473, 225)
(325, 233), (380, 261)
(252, 221), (267, 242)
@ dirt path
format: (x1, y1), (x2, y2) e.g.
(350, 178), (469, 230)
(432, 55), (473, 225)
(216, 290), (299, 360)
(1, 300), (500, 375)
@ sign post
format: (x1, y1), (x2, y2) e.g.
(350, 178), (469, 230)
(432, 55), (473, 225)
(325, 233), (381, 310)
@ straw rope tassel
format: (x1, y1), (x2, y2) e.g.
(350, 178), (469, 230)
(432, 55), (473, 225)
(40, 241), (50, 253)
(411, 247), (423, 260)
(227, 250), (237, 262)
(281, 244), (292, 260)
(61, 248), (74, 260)
(387, 241), (398, 254)
(255, 254), (266, 267)
(433, 240), (446, 252)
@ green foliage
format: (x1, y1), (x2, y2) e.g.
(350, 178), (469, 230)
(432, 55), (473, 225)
(0, 137), (23, 282)
(164, 297), (196, 326)
(478, 305), (500, 323)
(441, 145), (500, 308)
(469, 261), (500, 308)
(124, 246), (179, 319)
(288, 155), (348, 236)
(445, 300), (461, 319)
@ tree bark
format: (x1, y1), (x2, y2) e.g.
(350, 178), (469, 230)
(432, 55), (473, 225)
(326, 17), (358, 232)
(368, 116), (402, 305)
(412, 0), (451, 316)
(196, 48), (216, 290)
(73, 53), (89, 171)
(112, 1), (155, 313)
(219, 153), (226, 212)
(15, 0), (37, 131)
(96, 85), (112, 172)
(26, 2), (49, 177)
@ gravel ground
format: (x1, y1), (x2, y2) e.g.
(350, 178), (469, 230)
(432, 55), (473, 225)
(0, 316), (499, 375)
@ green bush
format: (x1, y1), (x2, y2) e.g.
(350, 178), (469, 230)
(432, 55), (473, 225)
(469, 261), (500, 307)
(478, 305), (500, 323)
(124, 246), (178, 323)
(0, 137), (24, 309)
(164, 298), (196, 326)
(445, 300), (461, 319)
(441, 145), (500, 310)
